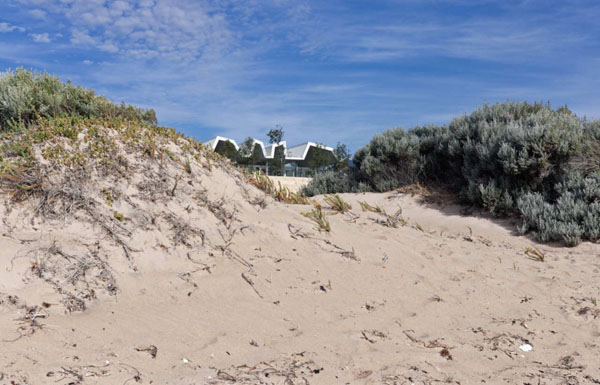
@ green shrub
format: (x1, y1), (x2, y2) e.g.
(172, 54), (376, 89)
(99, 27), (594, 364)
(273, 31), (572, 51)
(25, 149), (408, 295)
(304, 101), (600, 245)
(517, 172), (600, 246)
(0, 68), (156, 130)
(301, 170), (370, 196)
(353, 128), (423, 191)
(441, 102), (584, 215)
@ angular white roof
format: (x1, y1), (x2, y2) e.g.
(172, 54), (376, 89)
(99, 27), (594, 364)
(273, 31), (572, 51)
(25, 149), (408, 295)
(264, 141), (287, 158)
(286, 142), (334, 160)
(205, 136), (239, 151)
(206, 137), (334, 161)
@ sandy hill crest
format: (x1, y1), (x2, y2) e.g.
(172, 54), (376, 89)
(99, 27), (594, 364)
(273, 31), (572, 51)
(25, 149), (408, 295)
(1, 120), (600, 384)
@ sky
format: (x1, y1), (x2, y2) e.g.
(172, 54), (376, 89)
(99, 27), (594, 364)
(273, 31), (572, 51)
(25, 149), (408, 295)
(1, 0), (599, 152)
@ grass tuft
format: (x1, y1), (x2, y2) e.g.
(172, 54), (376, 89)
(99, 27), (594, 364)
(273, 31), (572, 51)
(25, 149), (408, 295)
(524, 247), (545, 262)
(324, 194), (352, 213)
(247, 171), (311, 205)
(301, 206), (331, 232)
(358, 200), (383, 213)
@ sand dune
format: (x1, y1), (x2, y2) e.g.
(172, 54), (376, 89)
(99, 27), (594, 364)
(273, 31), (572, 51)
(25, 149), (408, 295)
(1, 128), (599, 384)
(268, 176), (312, 193)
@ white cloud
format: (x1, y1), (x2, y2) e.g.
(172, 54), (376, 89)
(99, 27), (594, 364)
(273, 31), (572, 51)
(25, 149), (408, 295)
(0, 22), (25, 33)
(298, 18), (584, 63)
(22, 0), (235, 62)
(98, 41), (119, 53)
(31, 32), (51, 43)
(82, 59), (93, 65)
(28, 9), (47, 19)
(70, 29), (96, 45)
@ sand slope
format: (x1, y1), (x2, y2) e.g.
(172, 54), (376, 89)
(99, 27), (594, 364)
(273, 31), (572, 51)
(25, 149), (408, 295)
(1, 135), (600, 384)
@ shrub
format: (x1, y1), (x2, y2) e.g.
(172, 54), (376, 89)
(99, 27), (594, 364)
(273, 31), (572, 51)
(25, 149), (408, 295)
(441, 102), (584, 215)
(301, 169), (370, 196)
(517, 172), (600, 246)
(353, 128), (423, 191)
(304, 101), (600, 245)
(0, 68), (156, 130)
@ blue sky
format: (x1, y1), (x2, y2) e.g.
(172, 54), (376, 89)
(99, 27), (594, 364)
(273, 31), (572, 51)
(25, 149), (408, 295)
(1, 0), (599, 151)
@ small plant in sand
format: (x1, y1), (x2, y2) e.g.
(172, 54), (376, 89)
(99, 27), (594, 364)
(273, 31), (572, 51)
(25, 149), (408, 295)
(247, 171), (311, 205)
(103, 188), (120, 207)
(358, 200), (406, 228)
(301, 206), (331, 232)
(113, 211), (125, 222)
(358, 200), (383, 214)
(381, 208), (406, 228)
(524, 247), (545, 262)
(324, 194), (352, 213)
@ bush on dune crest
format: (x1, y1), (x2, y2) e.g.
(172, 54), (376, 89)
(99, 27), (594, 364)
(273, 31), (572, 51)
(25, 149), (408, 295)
(302, 101), (600, 246)
(0, 69), (212, 203)
(0, 68), (157, 130)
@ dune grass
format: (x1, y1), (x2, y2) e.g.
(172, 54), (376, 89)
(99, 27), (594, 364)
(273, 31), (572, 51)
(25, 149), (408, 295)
(246, 171), (311, 205)
(324, 194), (352, 213)
(301, 205), (331, 232)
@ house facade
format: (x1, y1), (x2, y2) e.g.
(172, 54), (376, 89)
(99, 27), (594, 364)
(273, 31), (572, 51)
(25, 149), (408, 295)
(205, 136), (336, 177)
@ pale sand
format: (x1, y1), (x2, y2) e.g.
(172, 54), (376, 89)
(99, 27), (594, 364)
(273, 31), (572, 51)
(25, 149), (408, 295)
(1, 137), (600, 384)
(268, 176), (312, 193)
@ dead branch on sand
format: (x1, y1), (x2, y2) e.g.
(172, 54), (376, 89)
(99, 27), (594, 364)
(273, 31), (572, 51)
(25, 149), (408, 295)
(241, 271), (264, 299)
(287, 224), (360, 261)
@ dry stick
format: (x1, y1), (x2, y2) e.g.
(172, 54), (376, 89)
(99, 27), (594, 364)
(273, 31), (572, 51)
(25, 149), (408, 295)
(288, 224), (308, 239)
(170, 174), (180, 197)
(217, 370), (237, 382)
(2, 328), (24, 343)
(186, 252), (212, 273)
(287, 224), (360, 261)
(361, 331), (376, 344)
(241, 271), (263, 299)
(223, 248), (253, 269)
(89, 211), (138, 271)
(59, 366), (84, 382)
(402, 330), (452, 349)
(120, 362), (142, 385)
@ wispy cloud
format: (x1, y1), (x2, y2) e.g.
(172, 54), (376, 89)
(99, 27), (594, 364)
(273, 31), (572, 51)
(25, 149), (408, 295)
(0, 22), (25, 33)
(31, 32), (50, 43)
(23, 0), (235, 61)
(28, 9), (46, 19)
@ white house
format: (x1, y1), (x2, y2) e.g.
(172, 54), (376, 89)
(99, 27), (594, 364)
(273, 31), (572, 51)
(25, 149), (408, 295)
(205, 136), (336, 177)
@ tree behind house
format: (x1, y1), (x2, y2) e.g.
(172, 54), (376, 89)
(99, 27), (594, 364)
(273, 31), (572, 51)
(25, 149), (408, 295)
(267, 125), (285, 175)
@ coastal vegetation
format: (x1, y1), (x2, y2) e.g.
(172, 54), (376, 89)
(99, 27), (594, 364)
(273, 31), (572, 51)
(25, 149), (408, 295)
(303, 102), (600, 246)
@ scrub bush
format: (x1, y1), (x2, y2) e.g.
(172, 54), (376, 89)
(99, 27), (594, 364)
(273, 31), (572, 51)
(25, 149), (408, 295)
(353, 128), (423, 191)
(517, 172), (600, 246)
(301, 169), (370, 196)
(302, 101), (600, 245)
(0, 68), (156, 130)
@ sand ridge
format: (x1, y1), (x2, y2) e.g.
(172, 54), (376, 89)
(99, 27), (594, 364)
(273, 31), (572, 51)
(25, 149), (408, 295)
(1, 133), (600, 384)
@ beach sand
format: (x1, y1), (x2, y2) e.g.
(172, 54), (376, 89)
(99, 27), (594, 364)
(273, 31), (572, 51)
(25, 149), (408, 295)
(268, 176), (312, 193)
(1, 138), (599, 384)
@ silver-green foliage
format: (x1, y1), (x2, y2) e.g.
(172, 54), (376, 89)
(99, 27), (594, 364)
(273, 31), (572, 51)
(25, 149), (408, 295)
(442, 102), (584, 216)
(301, 170), (364, 196)
(517, 173), (600, 246)
(302, 101), (600, 245)
(0, 68), (157, 130)
(352, 128), (423, 191)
